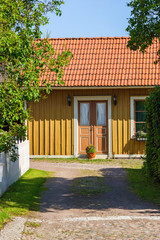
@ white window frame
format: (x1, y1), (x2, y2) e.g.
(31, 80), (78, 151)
(130, 96), (148, 139)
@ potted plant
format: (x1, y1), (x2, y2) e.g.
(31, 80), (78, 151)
(86, 144), (96, 159)
(135, 130), (147, 141)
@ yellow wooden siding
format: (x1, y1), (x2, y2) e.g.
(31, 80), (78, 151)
(28, 88), (150, 156)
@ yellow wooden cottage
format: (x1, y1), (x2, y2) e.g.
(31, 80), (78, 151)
(28, 37), (160, 158)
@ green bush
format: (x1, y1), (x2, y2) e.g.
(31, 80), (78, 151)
(144, 87), (160, 182)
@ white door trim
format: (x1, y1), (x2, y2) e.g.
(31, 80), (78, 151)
(74, 96), (112, 158)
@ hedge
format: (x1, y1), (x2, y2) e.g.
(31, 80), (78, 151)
(145, 87), (160, 182)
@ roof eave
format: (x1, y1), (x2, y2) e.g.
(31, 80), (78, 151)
(39, 86), (157, 90)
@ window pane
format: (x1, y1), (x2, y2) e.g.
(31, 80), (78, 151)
(136, 123), (146, 132)
(80, 103), (89, 126)
(135, 101), (145, 111)
(135, 112), (146, 122)
(97, 103), (106, 126)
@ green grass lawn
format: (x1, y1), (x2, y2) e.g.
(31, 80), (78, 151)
(31, 157), (114, 164)
(126, 166), (160, 206)
(31, 157), (142, 166)
(0, 168), (49, 229)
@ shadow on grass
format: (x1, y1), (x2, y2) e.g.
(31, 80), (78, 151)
(0, 168), (49, 228)
(125, 167), (160, 207)
(0, 169), (49, 212)
(1, 178), (46, 211)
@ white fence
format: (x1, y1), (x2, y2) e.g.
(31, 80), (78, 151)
(0, 140), (30, 197)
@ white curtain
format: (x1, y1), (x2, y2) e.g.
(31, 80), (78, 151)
(97, 103), (106, 126)
(80, 103), (89, 126)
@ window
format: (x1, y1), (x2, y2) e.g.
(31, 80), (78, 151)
(96, 103), (106, 126)
(80, 103), (89, 126)
(134, 100), (146, 133)
(130, 96), (147, 139)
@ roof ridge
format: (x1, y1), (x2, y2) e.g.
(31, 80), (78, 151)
(39, 36), (130, 40)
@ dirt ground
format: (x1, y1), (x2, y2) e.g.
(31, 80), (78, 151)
(1, 160), (160, 240)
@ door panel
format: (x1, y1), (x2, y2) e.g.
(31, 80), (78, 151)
(94, 102), (108, 154)
(78, 101), (108, 154)
(97, 128), (106, 135)
(80, 137), (90, 152)
(80, 128), (90, 135)
(97, 136), (107, 153)
(96, 129), (107, 153)
(79, 127), (90, 152)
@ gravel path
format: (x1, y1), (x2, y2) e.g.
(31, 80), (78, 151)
(1, 160), (160, 240)
(31, 161), (160, 220)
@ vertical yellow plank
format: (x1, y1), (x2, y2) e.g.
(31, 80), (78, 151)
(50, 91), (55, 155)
(59, 90), (62, 155)
(32, 104), (35, 155)
(127, 90), (131, 155)
(44, 97), (50, 155)
(66, 91), (72, 155)
(39, 99), (44, 155)
(33, 103), (39, 155)
(65, 91), (68, 155)
(61, 91), (66, 155)
(55, 91), (61, 155)
(37, 103), (40, 155)
(27, 111), (33, 155)
(117, 91), (123, 154)
(138, 141), (145, 155)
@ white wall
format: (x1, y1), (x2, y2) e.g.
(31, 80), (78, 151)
(0, 140), (30, 197)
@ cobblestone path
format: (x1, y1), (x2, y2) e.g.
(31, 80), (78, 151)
(1, 161), (160, 240)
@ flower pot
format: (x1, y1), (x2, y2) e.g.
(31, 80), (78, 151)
(87, 152), (96, 159)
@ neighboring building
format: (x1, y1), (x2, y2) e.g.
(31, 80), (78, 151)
(28, 37), (160, 158)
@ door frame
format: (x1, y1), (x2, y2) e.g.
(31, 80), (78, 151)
(74, 96), (112, 158)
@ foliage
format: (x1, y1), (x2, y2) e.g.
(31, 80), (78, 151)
(127, 1), (160, 182)
(135, 130), (147, 139)
(0, 0), (72, 161)
(126, 0), (160, 61)
(0, 132), (18, 162)
(144, 87), (160, 182)
(0, 168), (49, 229)
(86, 144), (96, 153)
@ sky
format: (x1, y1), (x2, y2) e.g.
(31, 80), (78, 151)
(40, 0), (132, 38)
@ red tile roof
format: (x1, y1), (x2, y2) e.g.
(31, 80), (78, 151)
(40, 37), (160, 87)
